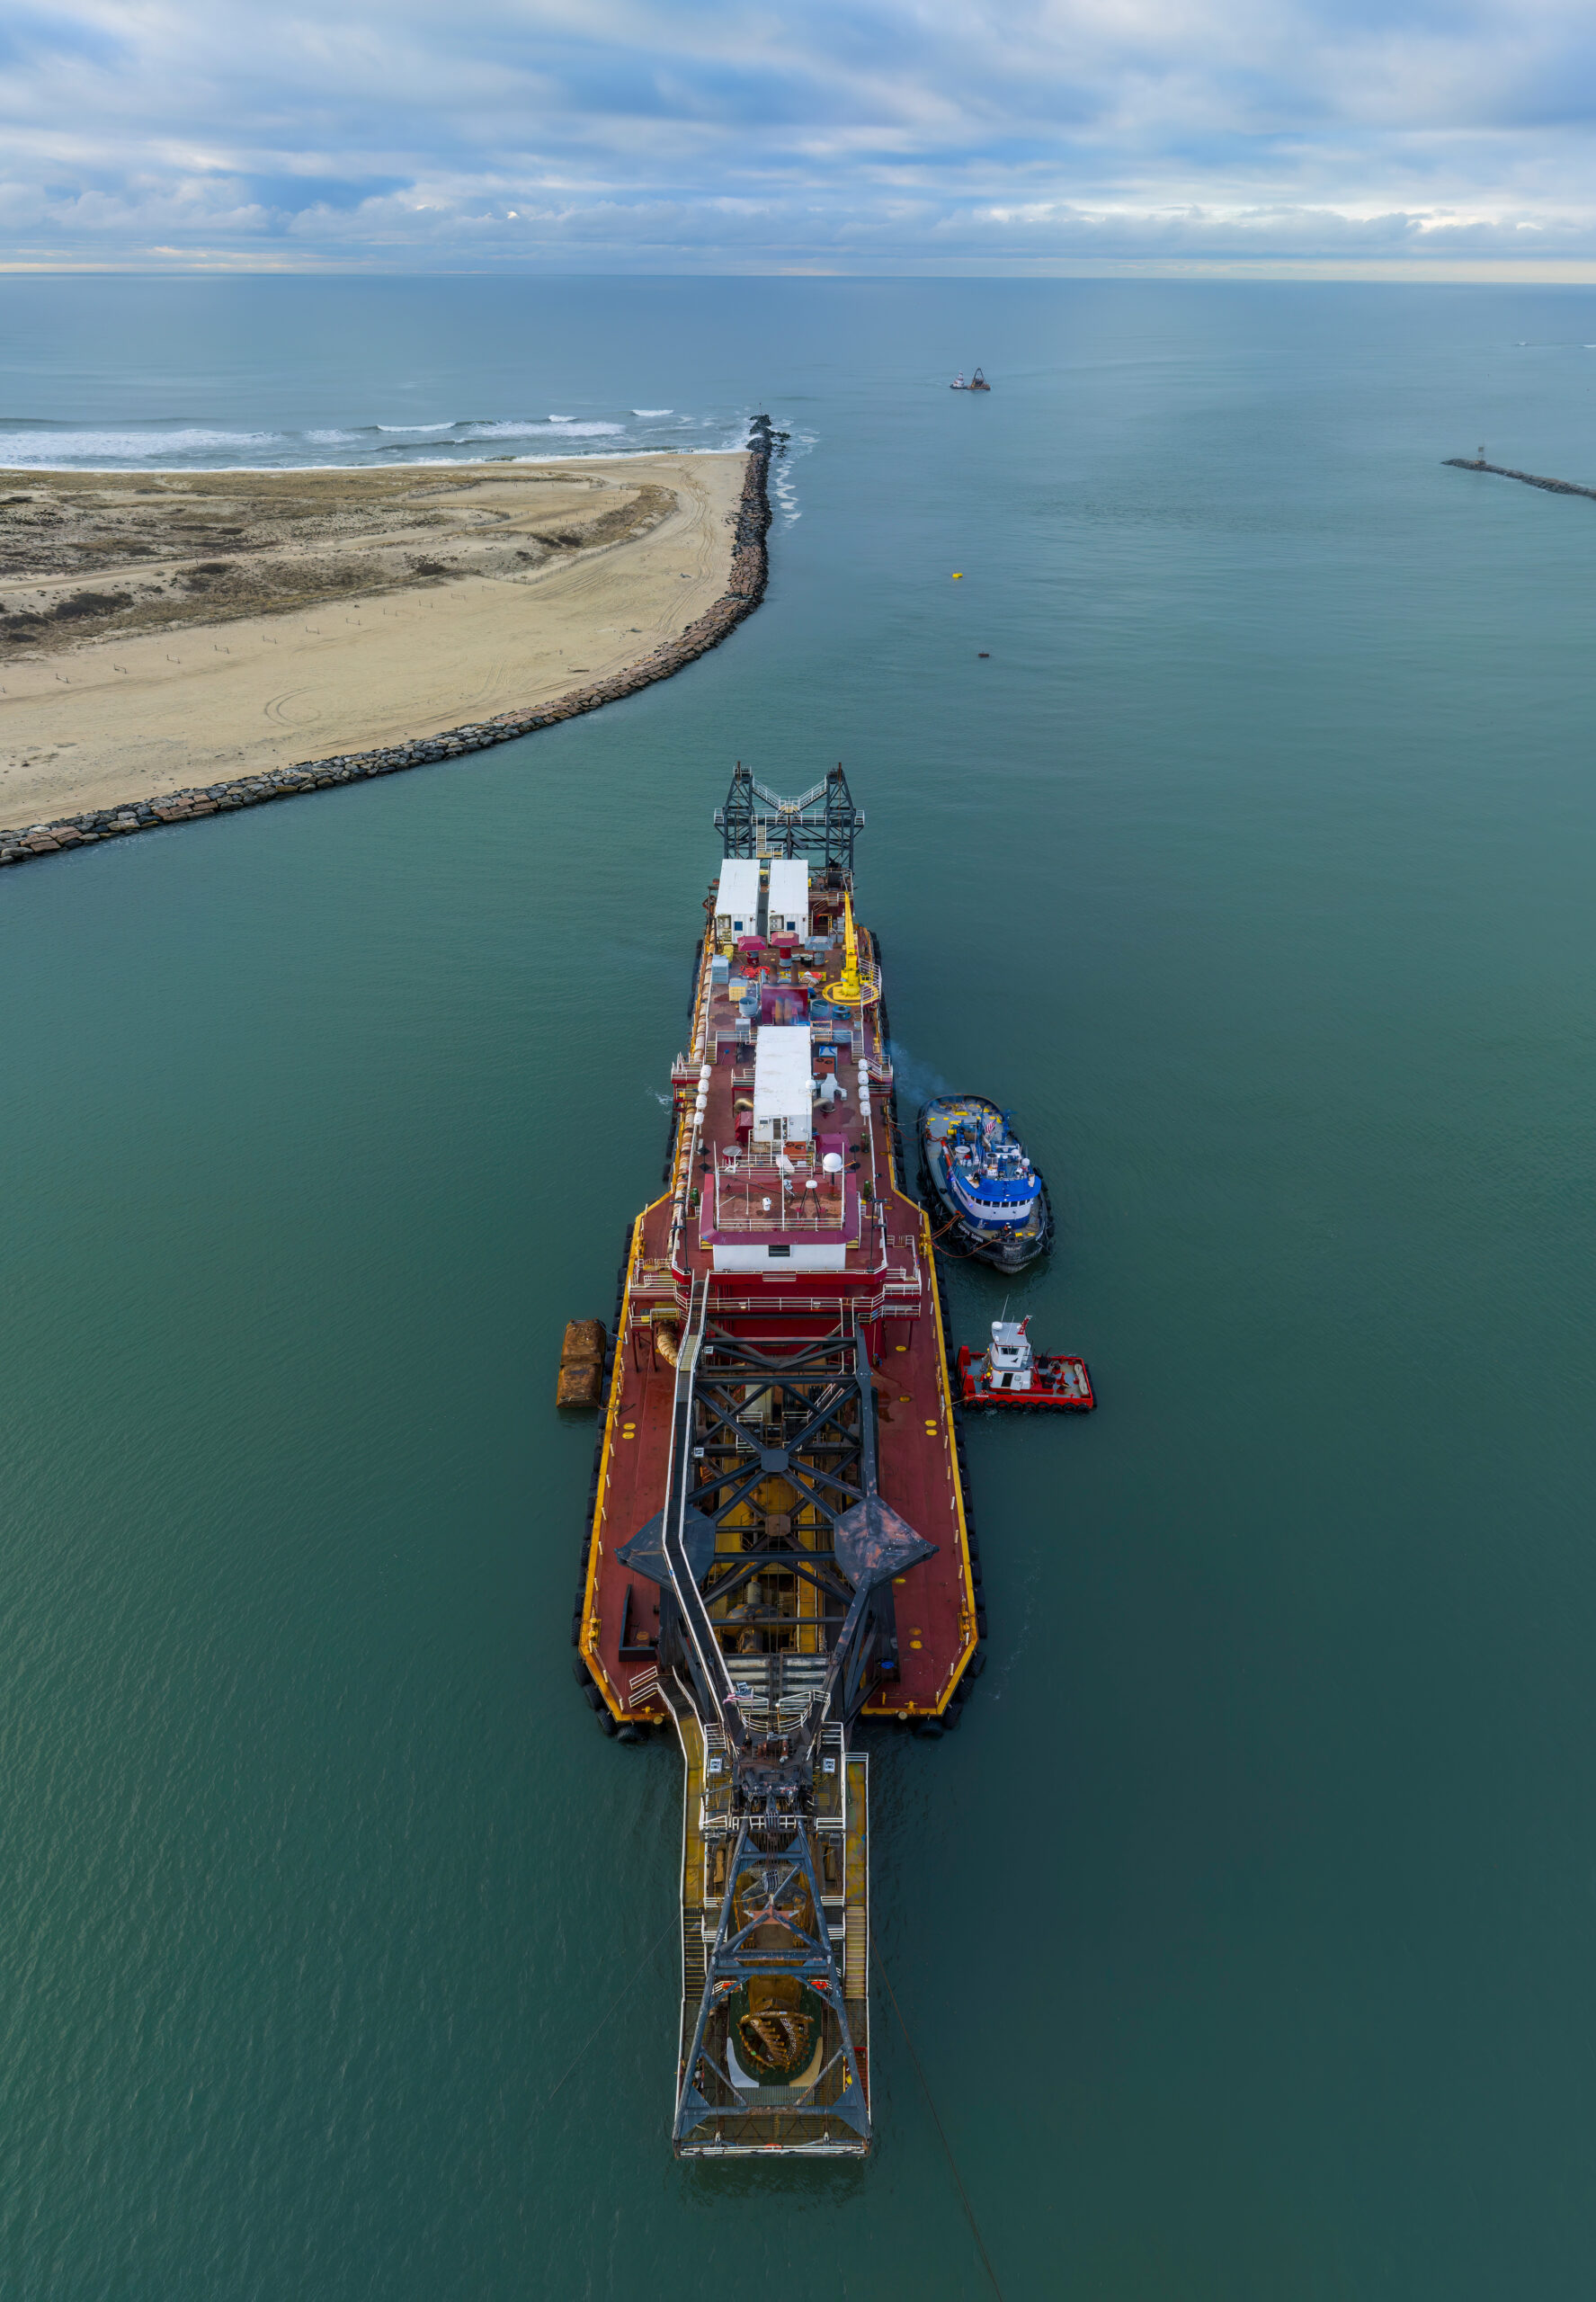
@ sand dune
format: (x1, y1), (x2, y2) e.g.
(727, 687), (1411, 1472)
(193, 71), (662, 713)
(0, 453), (746, 832)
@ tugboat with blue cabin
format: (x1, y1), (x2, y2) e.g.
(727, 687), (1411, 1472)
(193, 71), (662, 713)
(917, 1095), (1054, 1271)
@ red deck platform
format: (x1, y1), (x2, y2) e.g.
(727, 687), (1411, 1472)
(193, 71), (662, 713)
(578, 895), (976, 1725)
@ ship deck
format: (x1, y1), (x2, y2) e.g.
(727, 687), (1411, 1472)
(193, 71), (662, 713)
(579, 908), (976, 1724)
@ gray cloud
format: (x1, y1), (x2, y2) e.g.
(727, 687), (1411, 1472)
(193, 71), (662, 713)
(2, 0), (1595, 268)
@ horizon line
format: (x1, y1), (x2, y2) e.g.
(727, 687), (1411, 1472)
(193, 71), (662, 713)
(7, 255), (1596, 286)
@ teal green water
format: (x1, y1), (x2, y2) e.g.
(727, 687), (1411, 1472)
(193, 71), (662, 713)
(5, 279), (1596, 2297)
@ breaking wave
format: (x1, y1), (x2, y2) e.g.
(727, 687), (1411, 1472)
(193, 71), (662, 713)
(0, 425), (279, 465)
(459, 419), (625, 440)
(0, 404), (771, 469)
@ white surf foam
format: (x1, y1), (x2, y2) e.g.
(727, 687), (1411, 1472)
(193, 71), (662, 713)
(0, 426), (280, 464)
(459, 419), (624, 440)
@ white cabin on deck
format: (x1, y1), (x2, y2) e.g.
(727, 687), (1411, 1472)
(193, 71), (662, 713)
(986, 1319), (1034, 1391)
(753, 1023), (813, 1146)
(767, 857), (810, 941)
(714, 858), (761, 941)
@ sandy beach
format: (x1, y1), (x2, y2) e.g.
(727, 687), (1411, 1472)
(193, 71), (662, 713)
(0, 453), (746, 833)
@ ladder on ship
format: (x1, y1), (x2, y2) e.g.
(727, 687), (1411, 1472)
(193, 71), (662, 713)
(722, 1651), (830, 1734)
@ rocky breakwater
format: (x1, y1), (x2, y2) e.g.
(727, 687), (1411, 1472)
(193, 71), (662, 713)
(0, 419), (778, 870)
(1443, 454), (1596, 504)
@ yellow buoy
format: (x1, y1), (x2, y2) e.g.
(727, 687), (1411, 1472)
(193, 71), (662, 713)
(952, 572), (963, 579)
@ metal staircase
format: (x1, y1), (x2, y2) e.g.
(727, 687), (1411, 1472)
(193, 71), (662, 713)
(723, 1652), (830, 1734)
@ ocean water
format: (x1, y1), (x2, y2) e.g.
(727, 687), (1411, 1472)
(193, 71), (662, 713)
(4, 275), (1596, 2299)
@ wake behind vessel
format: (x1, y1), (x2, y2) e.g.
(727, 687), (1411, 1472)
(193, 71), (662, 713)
(571, 766), (981, 2156)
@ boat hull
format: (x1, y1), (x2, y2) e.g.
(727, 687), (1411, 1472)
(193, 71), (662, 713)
(917, 1095), (1054, 1271)
(573, 772), (982, 2159)
(956, 1345), (1093, 1410)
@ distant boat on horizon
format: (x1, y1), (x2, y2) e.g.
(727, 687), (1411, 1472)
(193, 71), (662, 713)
(950, 368), (991, 391)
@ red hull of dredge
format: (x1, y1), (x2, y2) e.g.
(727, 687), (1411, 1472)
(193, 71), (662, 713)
(956, 1345), (1094, 1411)
(577, 798), (976, 1737)
(571, 767), (981, 2157)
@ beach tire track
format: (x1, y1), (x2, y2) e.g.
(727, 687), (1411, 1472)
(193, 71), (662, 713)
(263, 688), (315, 727)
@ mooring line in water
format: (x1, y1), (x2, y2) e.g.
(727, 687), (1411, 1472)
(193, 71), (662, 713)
(871, 1925), (1006, 2300)
(547, 1916), (678, 2103)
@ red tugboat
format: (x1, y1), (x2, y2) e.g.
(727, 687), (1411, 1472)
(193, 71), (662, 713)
(957, 1316), (1094, 1411)
(573, 766), (980, 2157)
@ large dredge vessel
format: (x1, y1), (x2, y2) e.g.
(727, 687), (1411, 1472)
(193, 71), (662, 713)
(573, 765), (981, 2156)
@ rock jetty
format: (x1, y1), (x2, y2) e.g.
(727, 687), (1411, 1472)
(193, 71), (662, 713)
(0, 418), (777, 871)
(1443, 455), (1596, 504)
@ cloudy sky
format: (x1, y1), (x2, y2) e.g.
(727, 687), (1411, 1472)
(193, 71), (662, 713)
(4, 0), (1594, 273)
